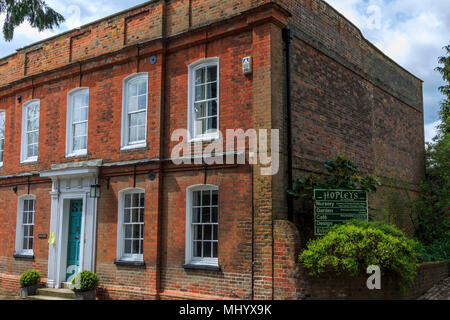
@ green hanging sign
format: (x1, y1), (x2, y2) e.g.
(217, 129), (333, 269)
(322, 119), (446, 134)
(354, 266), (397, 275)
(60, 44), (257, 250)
(314, 189), (368, 235)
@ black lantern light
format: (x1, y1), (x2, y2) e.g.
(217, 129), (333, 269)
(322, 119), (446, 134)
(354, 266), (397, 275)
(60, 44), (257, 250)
(89, 184), (101, 198)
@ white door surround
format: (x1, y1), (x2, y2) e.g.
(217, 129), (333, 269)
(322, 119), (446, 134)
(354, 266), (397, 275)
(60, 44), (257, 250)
(41, 160), (101, 288)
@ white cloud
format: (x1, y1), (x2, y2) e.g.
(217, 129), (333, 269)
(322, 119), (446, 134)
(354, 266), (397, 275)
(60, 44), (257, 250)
(326, 0), (449, 127)
(424, 120), (441, 144)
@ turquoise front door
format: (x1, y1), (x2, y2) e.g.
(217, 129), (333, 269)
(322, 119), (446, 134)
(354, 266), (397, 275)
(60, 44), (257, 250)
(66, 199), (82, 282)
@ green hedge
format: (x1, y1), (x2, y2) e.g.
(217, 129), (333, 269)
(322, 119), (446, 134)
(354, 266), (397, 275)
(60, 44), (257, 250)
(19, 270), (41, 287)
(299, 220), (421, 289)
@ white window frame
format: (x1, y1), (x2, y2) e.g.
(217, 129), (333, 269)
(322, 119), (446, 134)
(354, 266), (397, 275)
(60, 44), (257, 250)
(187, 58), (220, 142)
(15, 195), (36, 257)
(121, 73), (148, 151)
(185, 184), (219, 267)
(66, 87), (89, 157)
(20, 100), (40, 163)
(0, 110), (5, 167)
(116, 188), (145, 262)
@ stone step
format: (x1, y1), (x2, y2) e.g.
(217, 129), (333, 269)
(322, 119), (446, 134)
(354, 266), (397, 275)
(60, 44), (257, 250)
(36, 288), (75, 299)
(27, 295), (73, 301)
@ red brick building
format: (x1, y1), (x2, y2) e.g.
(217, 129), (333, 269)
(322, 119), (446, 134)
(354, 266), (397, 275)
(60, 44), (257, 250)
(0, 0), (424, 299)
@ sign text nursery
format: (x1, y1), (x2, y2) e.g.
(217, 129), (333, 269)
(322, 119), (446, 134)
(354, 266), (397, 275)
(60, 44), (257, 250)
(314, 189), (368, 235)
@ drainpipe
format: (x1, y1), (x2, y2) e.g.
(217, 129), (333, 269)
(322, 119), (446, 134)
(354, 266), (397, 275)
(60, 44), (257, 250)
(282, 28), (294, 222)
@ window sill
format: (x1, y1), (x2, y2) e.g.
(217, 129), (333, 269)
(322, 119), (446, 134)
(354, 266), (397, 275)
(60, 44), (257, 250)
(66, 151), (87, 158)
(120, 143), (147, 151)
(20, 158), (38, 164)
(182, 263), (221, 271)
(13, 253), (34, 260)
(188, 134), (219, 144)
(114, 259), (145, 267)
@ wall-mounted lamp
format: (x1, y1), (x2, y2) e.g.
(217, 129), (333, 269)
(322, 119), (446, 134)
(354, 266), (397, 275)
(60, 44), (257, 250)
(12, 186), (18, 194)
(89, 184), (101, 198)
(148, 170), (156, 181)
(17, 96), (22, 103)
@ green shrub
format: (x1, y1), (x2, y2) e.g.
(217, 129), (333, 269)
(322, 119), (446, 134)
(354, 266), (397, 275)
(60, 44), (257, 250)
(70, 270), (100, 292)
(19, 270), (41, 287)
(417, 231), (450, 263)
(299, 220), (421, 289)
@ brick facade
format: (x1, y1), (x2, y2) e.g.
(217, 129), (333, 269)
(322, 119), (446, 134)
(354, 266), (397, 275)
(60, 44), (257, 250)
(0, 0), (424, 299)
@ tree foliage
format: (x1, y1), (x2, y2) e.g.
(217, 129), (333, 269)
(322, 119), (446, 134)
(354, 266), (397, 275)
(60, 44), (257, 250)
(287, 154), (381, 199)
(0, 0), (64, 41)
(415, 43), (450, 246)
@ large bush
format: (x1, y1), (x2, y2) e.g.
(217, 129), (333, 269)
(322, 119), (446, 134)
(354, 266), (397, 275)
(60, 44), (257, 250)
(299, 220), (421, 289)
(19, 270), (41, 287)
(70, 270), (100, 292)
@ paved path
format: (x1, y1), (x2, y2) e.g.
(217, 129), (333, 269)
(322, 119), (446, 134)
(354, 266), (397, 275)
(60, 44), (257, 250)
(418, 277), (450, 300)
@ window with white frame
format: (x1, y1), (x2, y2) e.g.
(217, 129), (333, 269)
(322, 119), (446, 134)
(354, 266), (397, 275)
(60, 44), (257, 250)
(15, 196), (36, 256)
(117, 189), (145, 261)
(0, 110), (5, 166)
(67, 88), (89, 156)
(188, 58), (219, 141)
(121, 73), (148, 149)
(186, 185), (219, 266)
(21, 100), (40, 163)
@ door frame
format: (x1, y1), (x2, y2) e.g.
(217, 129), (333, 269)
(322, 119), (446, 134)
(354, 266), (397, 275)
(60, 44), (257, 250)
(41, 164), (100, 289)
(59, 196), (86, 284)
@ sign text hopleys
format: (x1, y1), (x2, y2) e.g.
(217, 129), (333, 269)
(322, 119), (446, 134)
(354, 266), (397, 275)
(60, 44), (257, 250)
(314, 189), (368, 235)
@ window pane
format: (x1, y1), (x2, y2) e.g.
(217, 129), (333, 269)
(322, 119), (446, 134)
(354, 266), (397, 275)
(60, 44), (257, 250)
(73, 136), (87, 151)
(138, 95), (147, 110)
(213, 225), (218, 240)
(203, 242), (212, 258)
(192, 191), (201, 206)
(124, 224), (132, 238)
(23, 238), (29, 250)
(132, 224), (140, 239)
(195, 68), (205, 85)
(202, 191), (210, 206)
(0, 112), (5, 139)
(128, 96), (138, 112)
(139, 194), (145, 207)
(132, 239), (140, 254)
(207, 117), (218, 132)
(194, 241), (202, 257)
(129, 82), (138, 97)
(192, 207), (200, 223)
(204, 225), (212, 240)
(206, 83), (217, 99)
(194, 102), (206, 118)
(124, 240), (132, 254)
(138, 81), (147, 95)
(74, 123), (87, 137)
(211, 207), (218, 223)
(195, 85), (205, 101)
(124, 209), (131, 223)
(213, 242), (218, 258)
(194, 225), (202, 241)
(211, 191), (218, 205)
(125, 194), (132, 207)
(207, 66), (217, 82)
(132, 209), (139, 223)
(201, 207), (210, 223)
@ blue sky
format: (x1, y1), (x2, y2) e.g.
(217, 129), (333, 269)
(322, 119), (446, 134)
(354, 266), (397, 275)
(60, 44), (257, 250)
(0, 0), (448, 142)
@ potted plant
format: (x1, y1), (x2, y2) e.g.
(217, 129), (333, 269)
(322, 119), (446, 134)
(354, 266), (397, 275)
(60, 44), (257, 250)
(19, 270), (41, 298)
(70, 270), (99, 300)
